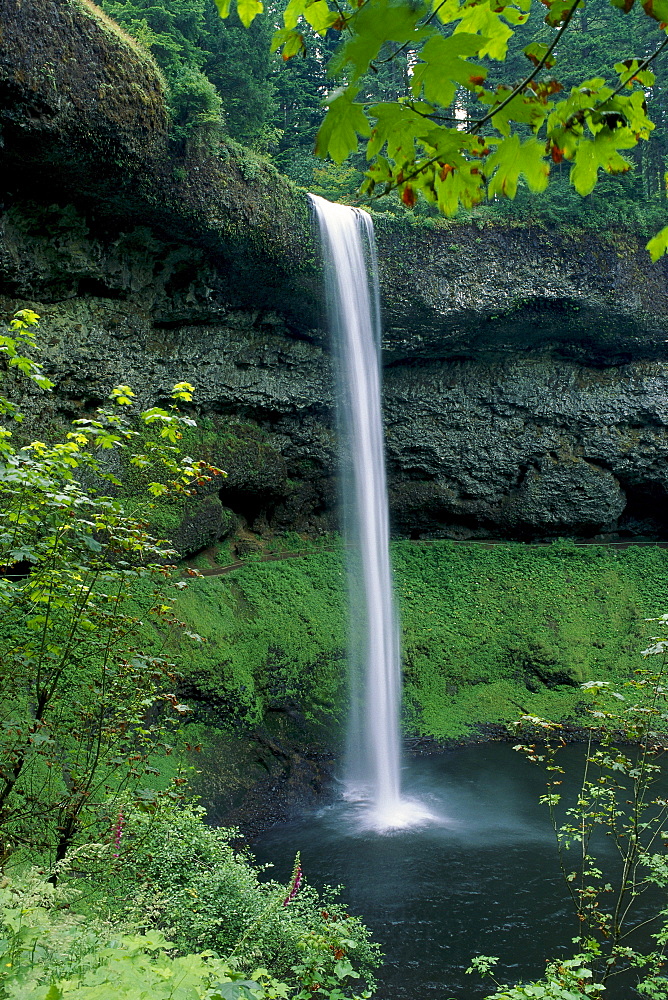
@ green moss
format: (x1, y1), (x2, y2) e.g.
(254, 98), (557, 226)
(179, 552), (346, 722)
(135, 540), (668, 742)
(395, 540), (668, 737)
(179, 417), (277, 467)
(2, 0), (168, 153)
(72, 0), (165, 81)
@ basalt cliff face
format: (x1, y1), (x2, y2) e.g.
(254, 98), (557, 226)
(3, 0), (668, 547)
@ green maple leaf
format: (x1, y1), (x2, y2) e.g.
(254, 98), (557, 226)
(271, 28), (306, 57)
(433, 161), (485, 215)
(486, 135), (549, 198)
(647, 226), (668, 262)
(455, 2), (519, 60)
(546, 79), (610, 133)
(316, 88), (371, 163)
(423, 125), (474, 159)
(614, 59), (655, 88)
(283, 0), (308, 27)
(411, 34), (487, 107)
(570, 127), (636, 195)
(362, 155), (393, 196)
(332, 0), (431, 82)
(642, 0), (668, 20)
(432, 0), (463, 22)
(543, 0), (578, 25)
(214, 0), (231, 16)
(523, 41), (556, 68)
(237, 0), (263, 26)
(602, 90), (655, 141)
(490, 91), (549, 136)
(367, 103), (434, 160)
(304, 0), (337, 33)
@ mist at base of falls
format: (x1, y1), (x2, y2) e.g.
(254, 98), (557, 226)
(252, 743), (658, 1000)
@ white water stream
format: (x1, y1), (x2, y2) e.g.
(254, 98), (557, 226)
(309, 194), (431, 831)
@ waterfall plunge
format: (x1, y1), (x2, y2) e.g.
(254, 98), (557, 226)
(309, 194), (432, 832)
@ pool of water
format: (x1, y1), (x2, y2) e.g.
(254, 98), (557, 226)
(251, 743), (658, 999)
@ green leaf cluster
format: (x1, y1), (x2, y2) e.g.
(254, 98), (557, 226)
(92, 801), (380, 995)
(101, 0), (275, 148)
(0, 866), (290, 1000)
(0, 311), (221, 864)
(216, 0), (668, 253)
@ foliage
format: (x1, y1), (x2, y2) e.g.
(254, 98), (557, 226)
(100, 0), (275, 148)
(472, 954), (606, 999)
(203, 3), (276, 147)
(217, 0), (668, 253)
(94, 0), (668, 229)
(138, 547), (347, 728)
(0, 311), (219, 864)
(86, 800), (380, 998)
(155, 538), (668, 737)
(472, 632), (668, 998)
(393, 539), (667, 737)
(168, 63), (227, 148)
(0, 316), (379, 1000)
(0, 864), (297, 1000)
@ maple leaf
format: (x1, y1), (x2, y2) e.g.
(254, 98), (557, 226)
(237, 0), (263, 27)
(331, 0), (431, 81)
(486, 135), (550, 198)
(411, 33), (487, 107)
(367, 103), (434, 160)
(271, 28), (306, 57)
(647, 225), (668, 261)
(316, 87), (371, 163)
(570, 127), (636, 195)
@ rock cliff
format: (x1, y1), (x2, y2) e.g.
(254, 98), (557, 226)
(3, 0), (668, 545)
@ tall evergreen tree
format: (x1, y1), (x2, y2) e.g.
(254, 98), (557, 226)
(101, 0), (274, 147)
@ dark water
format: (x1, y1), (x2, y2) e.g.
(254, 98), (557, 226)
(252, 744), (659, 999)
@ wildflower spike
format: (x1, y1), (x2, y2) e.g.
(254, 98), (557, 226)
(283, 852), (302, 906)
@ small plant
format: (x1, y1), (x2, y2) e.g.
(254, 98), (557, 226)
(469, 954), (604, 999)
(471, 620), (668, 999)
(93, 800), (381, 997)
(0, 865), (295, 999)
(0, 310), (221, 864)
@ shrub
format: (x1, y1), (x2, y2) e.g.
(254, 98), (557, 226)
(94, 800), (381, 996)
(0, 864), (293, 1000)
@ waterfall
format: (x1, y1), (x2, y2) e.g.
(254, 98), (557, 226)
(309, 193), (403, 828)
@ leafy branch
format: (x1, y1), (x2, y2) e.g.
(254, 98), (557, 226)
(468, 0), (580, 134)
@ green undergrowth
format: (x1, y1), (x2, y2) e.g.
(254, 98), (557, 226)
(394, 541), (668, 737)
(140, 540), (668, 741)
(136, 548), (348, 733)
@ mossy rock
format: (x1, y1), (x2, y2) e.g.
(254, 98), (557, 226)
(170, 497), (236, 558)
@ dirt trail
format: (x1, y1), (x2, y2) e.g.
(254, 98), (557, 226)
(184, 538), (668, 579)
(184, 548), (335, 577)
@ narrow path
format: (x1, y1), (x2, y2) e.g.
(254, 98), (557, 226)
(184, 537), (668, 579)
(184, 548), (336, 577)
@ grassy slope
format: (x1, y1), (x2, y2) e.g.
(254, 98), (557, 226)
(145, 540), (668, 740)
(394, 541), (667, 736)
